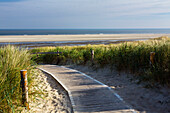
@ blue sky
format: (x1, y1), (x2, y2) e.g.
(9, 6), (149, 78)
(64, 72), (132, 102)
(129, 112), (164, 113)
(0, 0), (170, 29)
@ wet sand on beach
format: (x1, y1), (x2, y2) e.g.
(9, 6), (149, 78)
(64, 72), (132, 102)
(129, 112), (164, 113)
(0, 34), (170, 42)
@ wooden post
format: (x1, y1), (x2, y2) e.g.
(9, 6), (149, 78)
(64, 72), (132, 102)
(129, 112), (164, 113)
(57, 50), (59, 56)
(20, 70), (29, 110)
(150, 52), (155, 65)
(91, 50), (94, 62)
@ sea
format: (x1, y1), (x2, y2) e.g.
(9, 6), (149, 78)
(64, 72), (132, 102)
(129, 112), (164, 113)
(0, 29), (170, 35)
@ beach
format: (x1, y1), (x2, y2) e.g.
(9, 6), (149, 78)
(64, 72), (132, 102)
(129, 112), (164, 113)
(1, 0), (170, 112)
(0, 34), (169, 48)
(0, 34), (170, 42)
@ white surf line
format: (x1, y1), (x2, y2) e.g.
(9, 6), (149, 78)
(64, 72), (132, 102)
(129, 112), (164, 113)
(37, 67), (76, 108)
(60, 65), (137, 113)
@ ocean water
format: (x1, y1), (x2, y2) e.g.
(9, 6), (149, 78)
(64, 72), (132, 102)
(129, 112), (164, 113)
(0, 29), (170, 35)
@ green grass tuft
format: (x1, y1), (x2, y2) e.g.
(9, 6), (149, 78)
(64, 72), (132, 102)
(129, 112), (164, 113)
(0, 45), (35, 112)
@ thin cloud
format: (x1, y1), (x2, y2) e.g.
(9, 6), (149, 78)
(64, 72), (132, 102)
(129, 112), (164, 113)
(0, 0), (170, 29)
(0, 0), (24, 2)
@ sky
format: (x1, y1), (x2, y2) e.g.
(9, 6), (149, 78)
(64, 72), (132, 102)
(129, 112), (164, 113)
(0, 0), (170, 29)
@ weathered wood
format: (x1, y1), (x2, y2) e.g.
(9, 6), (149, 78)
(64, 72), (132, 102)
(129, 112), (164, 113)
(150, 52), (155, 65)
(20, 70), (29, 110)
(32, 52), (62, 55)
(57, 50), (60, 56)
(39, 65), (136, 113)
(91, 50), (94, 62)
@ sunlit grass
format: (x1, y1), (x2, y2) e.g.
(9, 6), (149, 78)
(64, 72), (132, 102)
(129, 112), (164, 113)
(31, 36), (170, 86)
(0, 45), (36, 112)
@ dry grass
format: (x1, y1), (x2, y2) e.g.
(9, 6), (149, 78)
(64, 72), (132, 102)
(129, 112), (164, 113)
(0, 45), (37, 113)
(31, 36), (170, 86)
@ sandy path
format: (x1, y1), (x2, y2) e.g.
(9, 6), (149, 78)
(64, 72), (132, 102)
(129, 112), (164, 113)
(0, 34), (170, 42)
(66, 65), (170, 113)
(22, 70), (73, 113)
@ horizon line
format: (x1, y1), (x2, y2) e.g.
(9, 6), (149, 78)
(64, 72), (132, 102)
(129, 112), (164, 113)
(0, 28), (170, 30)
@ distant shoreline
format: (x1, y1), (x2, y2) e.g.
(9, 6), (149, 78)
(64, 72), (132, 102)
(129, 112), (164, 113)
(0, 34), (169, 48)
(0, 34), (169, 43)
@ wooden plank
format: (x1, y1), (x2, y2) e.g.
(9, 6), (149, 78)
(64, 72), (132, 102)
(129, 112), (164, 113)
(20, 70), (29, 110)
(38, 65), (137, 113)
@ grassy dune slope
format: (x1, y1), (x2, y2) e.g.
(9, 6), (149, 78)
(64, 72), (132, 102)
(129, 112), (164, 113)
(31, 36), (170, 86)
(0, 46), (36, 113)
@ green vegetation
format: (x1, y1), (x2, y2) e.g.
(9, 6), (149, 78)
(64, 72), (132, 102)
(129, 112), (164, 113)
(31, 36), (170, 86)
(0, 45), (36, 113)
(0, 37), (169, 112)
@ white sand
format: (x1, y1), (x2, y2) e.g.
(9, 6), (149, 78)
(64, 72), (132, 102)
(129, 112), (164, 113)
(0, 34), (170, 42)
(22, 70), (72, 113)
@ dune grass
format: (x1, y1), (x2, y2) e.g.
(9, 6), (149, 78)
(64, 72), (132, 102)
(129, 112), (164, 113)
(0, 45), (36, 113)
(31, 36), (170, 86)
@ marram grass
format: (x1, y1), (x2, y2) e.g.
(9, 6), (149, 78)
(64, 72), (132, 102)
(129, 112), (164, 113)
(31, 36), (170, 86)
(0, 45), (36, 113)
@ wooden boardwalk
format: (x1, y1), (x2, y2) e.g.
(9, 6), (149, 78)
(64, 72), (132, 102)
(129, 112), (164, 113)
(39, 65), (137, 113)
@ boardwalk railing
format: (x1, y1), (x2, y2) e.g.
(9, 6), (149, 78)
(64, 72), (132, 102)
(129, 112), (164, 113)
(32, 51), (156, 66)
(32, 51), (62, 55)
(32, 50), (95, 62)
